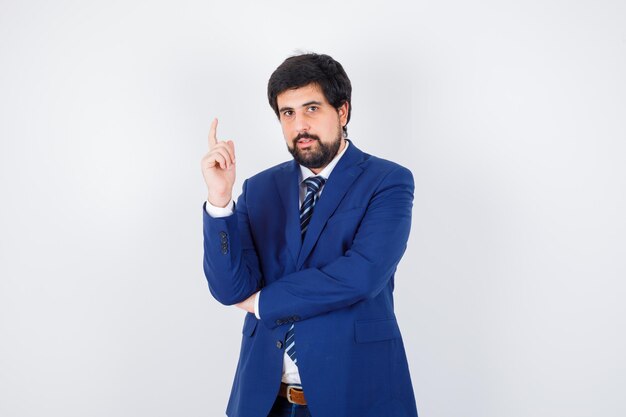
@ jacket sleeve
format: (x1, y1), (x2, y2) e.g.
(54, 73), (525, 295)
(258, 166), (414, 329)
(202, 179), (263, 305)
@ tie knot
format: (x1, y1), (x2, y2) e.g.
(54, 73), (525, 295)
(303, 176), (326, 193)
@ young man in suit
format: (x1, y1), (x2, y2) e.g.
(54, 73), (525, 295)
(201, 53), (418, 417)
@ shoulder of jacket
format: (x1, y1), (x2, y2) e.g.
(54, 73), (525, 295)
(360, 153), (412, 178)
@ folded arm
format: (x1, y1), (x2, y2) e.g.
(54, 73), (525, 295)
(258, 166), (414, 329)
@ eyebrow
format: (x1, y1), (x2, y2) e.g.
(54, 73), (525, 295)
(278, 100), (323, 113)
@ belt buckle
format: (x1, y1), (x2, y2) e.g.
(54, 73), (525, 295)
(286, 384), (303, 404)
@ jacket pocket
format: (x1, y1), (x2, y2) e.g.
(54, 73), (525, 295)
(354, 318), (401, 343)
(242, 313), (258, 337)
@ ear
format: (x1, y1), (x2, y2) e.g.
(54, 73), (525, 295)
(337, 101), (349, 126)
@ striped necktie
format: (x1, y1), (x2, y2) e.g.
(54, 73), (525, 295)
(299, 176), (326, 238)
(285, 175), (326, 365)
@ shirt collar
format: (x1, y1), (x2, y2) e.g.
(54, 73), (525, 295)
(299, 140), (350, 184)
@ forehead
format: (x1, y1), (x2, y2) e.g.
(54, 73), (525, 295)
(276, 83), (329, 107)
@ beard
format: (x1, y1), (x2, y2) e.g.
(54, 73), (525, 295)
(287, 127), (343, 170)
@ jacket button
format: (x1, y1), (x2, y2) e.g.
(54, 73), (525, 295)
(276, 341), (283, 349)
(219, 231), (227, 238)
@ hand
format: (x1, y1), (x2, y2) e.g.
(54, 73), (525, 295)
(236, 291), (258, 314)
(201, 118), (236, 207)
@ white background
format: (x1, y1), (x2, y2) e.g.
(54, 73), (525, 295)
(1, 1), (625, 416)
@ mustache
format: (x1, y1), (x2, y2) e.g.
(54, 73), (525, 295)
(293, 133), (320, 143)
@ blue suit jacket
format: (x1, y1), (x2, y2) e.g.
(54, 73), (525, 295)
(203, 141), (418, 417)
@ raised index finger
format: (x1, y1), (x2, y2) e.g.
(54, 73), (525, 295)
(208, 118), (218, 148)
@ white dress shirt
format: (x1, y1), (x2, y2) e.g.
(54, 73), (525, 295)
(205, 140), (350, 384)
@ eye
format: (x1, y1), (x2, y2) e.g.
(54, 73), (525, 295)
(282, 110), (294, 117)
(307, 106), (318, 112)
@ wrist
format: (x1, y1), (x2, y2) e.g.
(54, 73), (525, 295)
(207, 194), (232, 208)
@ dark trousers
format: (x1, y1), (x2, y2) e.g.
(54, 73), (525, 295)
(267, 396), (312, 417)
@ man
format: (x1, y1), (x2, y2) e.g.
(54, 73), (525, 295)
(201, 53), (418, 417)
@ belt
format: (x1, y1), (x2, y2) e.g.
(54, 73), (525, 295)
(278, 383), (307, 406)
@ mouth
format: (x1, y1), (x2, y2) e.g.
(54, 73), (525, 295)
(295, 135), (318, 149)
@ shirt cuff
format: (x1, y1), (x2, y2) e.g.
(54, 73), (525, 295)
(254, 291), (261, 320)
(205, 199), (235, 217)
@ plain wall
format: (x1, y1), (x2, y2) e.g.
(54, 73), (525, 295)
(1, 1), (624, 416)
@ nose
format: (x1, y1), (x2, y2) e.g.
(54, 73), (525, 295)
(294, 113), (310, 133)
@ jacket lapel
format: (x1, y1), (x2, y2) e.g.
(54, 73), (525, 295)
(296, 141), (365, 269)
(274, 160), (302, 267)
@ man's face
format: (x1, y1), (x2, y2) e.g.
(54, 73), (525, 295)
(277, 83), (348, 172)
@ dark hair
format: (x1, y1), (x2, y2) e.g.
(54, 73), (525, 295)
(267, 53), (352, 137)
